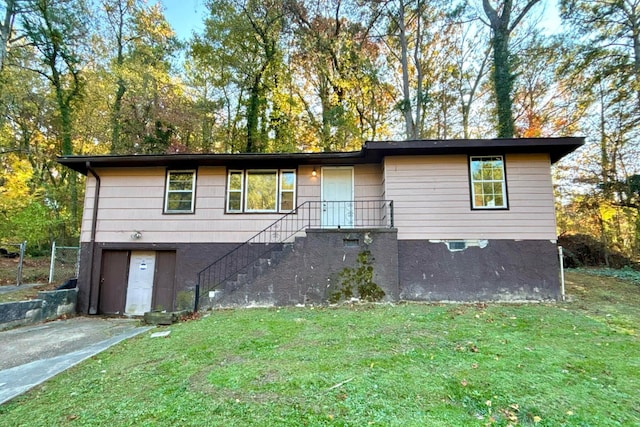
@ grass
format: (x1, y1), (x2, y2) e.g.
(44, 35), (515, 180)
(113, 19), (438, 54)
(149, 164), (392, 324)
(1, 270), (639, 426)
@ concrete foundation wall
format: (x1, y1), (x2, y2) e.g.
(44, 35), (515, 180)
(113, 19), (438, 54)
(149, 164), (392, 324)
(78, 242), (237, 314)
(76, 236), (561, 313)
(398, 240), (560, 301)
(0, 289), (78, 331)
(203, 229), (399, 308)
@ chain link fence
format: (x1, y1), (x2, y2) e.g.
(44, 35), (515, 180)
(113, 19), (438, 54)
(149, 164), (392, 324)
(0, 241), (27, 285)
(49, 242), (80, 284)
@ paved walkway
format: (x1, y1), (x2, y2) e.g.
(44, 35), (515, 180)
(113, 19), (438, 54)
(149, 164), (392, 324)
(0, 317), (152, 405)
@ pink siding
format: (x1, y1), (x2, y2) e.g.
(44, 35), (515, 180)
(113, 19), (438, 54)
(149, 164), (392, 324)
(80, 156), (554, 243)
(383, 154), (557, 240)
(81, 164), (383, 243)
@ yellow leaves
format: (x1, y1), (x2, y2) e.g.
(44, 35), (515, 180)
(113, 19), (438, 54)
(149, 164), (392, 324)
(599, 203), (617, 222)
(0, 154), (34, 209)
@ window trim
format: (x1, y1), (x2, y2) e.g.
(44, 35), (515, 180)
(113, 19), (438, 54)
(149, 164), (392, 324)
(225, 168), (297, 214)
(468, 155), (509, 210)
(227, 170), (244, 213)
(164, 169), (197, 214)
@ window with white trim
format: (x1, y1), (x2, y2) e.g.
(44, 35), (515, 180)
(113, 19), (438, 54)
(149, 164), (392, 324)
(164, 170), (196, 213)
(469, 156), (508, 209)
(226, 169), (296, 213)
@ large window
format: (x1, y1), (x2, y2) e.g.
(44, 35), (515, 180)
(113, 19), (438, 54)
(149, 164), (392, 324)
(164, 170), (196, 213)
(469, 156), (508, 209)
(227, 169), (296, 213)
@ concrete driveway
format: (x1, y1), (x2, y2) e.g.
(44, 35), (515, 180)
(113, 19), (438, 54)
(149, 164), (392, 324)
(0, 316), (152, 405)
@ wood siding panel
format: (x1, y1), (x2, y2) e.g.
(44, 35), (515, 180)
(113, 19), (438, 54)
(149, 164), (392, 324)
(384, 154), (557, 240)
(83, 165), (332, 243)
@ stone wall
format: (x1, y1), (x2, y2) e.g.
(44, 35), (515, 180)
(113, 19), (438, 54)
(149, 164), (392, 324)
(0, 289), (77, 331)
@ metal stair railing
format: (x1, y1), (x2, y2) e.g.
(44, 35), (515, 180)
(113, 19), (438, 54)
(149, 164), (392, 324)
(194, 200), (394, 311)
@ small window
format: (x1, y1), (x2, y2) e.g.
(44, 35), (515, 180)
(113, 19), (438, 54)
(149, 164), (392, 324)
(226, 169), (296, 213)
(164, 170), (196, 213)
(280, 170), (295, 211)
(227, 170), (243, 212)
(469, 156), (508, 209)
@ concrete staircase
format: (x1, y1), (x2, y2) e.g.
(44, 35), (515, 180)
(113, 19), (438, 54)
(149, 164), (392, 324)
(204, 237), (304, 307)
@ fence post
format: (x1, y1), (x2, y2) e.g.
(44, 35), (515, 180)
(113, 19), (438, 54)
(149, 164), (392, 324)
(194, 283), (200, 313)
(16, 241), (26, 286)
(389, 201), (394, 228)
(49, 241), (56, 284)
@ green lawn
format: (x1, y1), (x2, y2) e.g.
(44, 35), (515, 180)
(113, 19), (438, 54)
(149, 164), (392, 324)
(1, 270), (639, 426)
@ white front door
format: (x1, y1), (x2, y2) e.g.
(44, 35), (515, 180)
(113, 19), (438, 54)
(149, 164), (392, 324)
(125, 251), (156, 315)
(321, 167), (354, 228)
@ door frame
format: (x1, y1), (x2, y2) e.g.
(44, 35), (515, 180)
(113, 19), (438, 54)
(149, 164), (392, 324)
(321, 166), (354, 228)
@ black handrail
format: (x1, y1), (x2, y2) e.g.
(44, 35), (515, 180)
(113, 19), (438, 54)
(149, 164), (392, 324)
(194, 200), (394, 311)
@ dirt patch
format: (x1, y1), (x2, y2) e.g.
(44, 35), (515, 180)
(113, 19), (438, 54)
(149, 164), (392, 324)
(0, 256), (53, 286)
(0, 257), (59, 302)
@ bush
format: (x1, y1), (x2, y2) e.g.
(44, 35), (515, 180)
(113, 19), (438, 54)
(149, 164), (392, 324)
(558, 234), (636, 269)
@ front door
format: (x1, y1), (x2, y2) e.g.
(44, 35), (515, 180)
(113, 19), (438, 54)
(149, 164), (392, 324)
(321, 167), (354, 228)
(125, 251), (156, 315)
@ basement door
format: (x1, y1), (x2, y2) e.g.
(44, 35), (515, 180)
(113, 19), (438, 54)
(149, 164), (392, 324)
(321, 167), (354, 228)
(124, 251), (156, 315)
(99, 251), (129, 315)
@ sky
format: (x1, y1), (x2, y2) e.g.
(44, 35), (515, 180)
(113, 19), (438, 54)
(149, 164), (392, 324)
(158, 0), (563, 42)
(158, 0), (206, 41)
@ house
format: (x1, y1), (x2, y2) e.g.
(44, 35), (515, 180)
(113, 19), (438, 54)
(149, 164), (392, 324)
(58, 137), (583, 315)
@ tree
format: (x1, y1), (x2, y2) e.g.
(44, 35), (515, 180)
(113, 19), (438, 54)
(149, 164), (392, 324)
(21, 0), (87, 156)
(557, 0), (640, 257)
(19, 0), (90, 226)
(481, 0), (542, 137)
(287, 0), (390, 150)
(193, 0), (291, 153)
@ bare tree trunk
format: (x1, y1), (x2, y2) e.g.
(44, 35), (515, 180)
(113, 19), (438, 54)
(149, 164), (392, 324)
(0, 0), (17, 71)
(398, 0), (416, 139)
(482, 0), (541, 137)
(108, 0), (128, 153)
(413, 0), (423, 138)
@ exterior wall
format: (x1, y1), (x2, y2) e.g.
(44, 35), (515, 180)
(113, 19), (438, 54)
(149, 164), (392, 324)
(78, 241), (239, 314)
(74, 152), (562, 313)
(398, 240), (560, 301)
(354, 163), (384, 199)
(77, 229), (398, 314)
(383, 153), (558, 240)
(197, 229), (399, 309)
(81, 164), (383, 244)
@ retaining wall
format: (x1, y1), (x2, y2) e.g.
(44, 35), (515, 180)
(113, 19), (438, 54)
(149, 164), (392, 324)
(0, 289), (77, 331)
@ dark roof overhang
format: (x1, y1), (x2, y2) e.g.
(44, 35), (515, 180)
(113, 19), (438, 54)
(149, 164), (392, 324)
(57, 151), (366, 175)
(363, 137), (584, 164)
(57, 137), (584, 175)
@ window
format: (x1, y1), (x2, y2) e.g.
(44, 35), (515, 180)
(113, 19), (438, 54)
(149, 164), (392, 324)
(469, 156), (508, 209)
(164, 170), (196, 213)
(226, 169), (296, 213)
